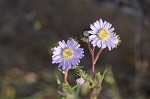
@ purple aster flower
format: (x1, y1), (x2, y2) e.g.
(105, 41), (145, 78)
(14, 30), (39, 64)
(88, 19), (120, 50)
(51, 39), (84, 71)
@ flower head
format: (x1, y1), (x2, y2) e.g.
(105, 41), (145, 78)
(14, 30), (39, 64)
(114, 34), (121, 48)
(52, 39), (84, 71)
(76, 77), (85, 85)
(88, 19), (120, 50)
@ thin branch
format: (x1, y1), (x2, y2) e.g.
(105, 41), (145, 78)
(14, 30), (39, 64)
(64, 71), (68, 83)
(92, 46), (95, 73)
(94, 48), (103, 64)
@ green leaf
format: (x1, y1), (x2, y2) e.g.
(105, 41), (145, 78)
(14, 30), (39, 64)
(55, 73), (61, 85)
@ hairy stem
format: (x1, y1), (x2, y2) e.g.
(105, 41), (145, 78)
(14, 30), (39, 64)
(64, 71), (68, 83)
(94, 48), (103, 64)
(90, 90), (98, 99)
(92, 46), (95, 73)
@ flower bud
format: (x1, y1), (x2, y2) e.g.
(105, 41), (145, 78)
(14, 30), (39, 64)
(83, 31), (89, 37)
(76, 77), (85, 85)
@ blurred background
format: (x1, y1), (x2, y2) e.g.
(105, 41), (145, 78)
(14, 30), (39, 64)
(0, 0), (150, 99)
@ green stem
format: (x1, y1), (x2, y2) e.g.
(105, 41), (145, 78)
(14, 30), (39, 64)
(72, 85), (78, 90)
(75, 86), (81, 97)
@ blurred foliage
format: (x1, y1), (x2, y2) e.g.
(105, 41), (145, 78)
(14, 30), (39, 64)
(104, 66), (122, 99)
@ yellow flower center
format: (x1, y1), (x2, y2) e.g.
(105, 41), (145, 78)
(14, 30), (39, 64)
(98, 29), (110, 41)
(62, 47), (74, 59)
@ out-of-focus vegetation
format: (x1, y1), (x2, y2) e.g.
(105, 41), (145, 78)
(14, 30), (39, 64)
(0, 0), (149, 99)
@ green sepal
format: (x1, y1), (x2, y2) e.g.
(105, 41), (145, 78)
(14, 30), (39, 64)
(81, 37), (89, 43)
